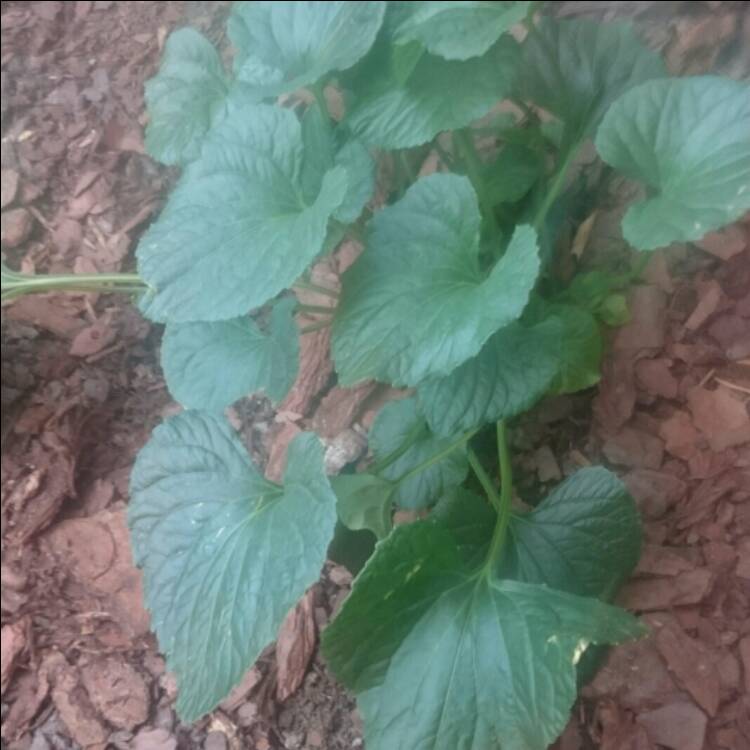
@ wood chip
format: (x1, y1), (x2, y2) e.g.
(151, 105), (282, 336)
(637, 702), (707, 750)
(275, 589), (316, 703)
(0, 620), (27, 695)
(685, 280), (723, 331)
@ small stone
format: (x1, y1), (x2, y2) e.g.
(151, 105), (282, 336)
(1, 208), (33, 248)
(328, 565), (352, 587)
(236, 701), (258, 728)
(133, 728), (177, 750)
(1, 168), (19, 208)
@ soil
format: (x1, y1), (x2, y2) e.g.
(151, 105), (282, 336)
(1, 2), (748, 750)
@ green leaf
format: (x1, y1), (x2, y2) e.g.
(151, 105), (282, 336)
(161, 297), (299, 412)
(526, 301), (603, 394)
(393, 1), (531, 61)
(332, 174), (540, 387)
(228, 1), (385, 97)
(482, 143), (541, 204)
(417, 318), (561, 436)
(144, 28), (229, 166)
(432, 487), (495, 566)
(137, 100), (347, 323)
(519, 18), (666, 146)
(369, 398), (468, 509)
(129, 412), (336, 722)
(595, 76), (750, 251)
(346, 36), (520, 148)
(301, 103), (375, 225)
(331, 474), (393, 540)
(504, 467), (642, 600)
(323, 522), (645, 750)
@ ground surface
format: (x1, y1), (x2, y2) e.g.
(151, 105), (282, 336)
(1, 2), (749, 749)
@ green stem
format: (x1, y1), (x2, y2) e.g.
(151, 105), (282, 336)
(485, 421), (513, 571)
(467, 448), (501, 513)
(454, 129), (499, 234)
(311, 80), (329, 120)
(393, 428), (479, 487)
(532, 143), (580, 231)
(1, 268), (148, 301)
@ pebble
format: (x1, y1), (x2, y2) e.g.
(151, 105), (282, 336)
(1, 168), (19, 208)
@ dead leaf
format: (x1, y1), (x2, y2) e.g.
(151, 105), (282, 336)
(571, 210), (597, 259)
(275, 589), (317, 703)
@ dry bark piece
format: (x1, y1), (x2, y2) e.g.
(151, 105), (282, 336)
(533, 445), (562, 482)
(5, 297), (84, 338)
(635, 545), (694, 577)
(69, 319), (117, 357)
(739, 636), (750, 696)
(650, 618), (720, 716)
(275, 589), (317, 703)
(687, 385), (750, 452)
(696, 225), (747, 261)
(44, 508), (150, 637)
(79, 656), (150, 730)
(264, 422), (303, 483)
(279, 327), (333, 418)
(685, 280), (723, 331)
(602, 427), (664, 470)
(623, 469), (687, 520)
(635, 358), (678, 400)
(0, 669), (50, 741)
(133, 728), (178, 750)
(1, 168), (19, 208)
(46, 653), (109, 750)
(618, 568), (714, 611)
(658, 410), (700, 461)
(1, 207), (34, 247)
(637, 702), (707, 750)
(0, 620), (27, 695)
(615, 285), (667, 351)
(598, 703), (655, 750)
(594, 354), (637, 432)
(312, 382), (378, 439)
(219, 667), (262, 713)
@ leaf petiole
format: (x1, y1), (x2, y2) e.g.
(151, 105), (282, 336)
(467, 448), (501, 513)
(484, 420), (514, 571)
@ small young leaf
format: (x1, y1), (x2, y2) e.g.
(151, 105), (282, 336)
(323, 522), (645, 750)
(504, 467), (642, 600)
(527, 302), (603, 394)
(144, 28), (229, 166)
(346, 36), (520, 148)
(229, 1), (385, 97)
(161, 297), (299, 413)
(417, 318), (562, 436)
(369, 398), (468, 509)
(129, 412), (336, 722)
(596, 76), (750, 251)
(301, 103), (375, 225)
(393, 1), (531, 61)
(332, 175), (540, 387)
(519, 18), (665, 146)
(137, 101), (347, 322)
(331, 474), (393, 540)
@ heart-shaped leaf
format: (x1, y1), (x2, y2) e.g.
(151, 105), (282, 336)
(323, 522), (645, 750)
(229, 1), (385, 97)
(519, 18), (665, 147)
(346, 36), (520, 148)
(369, 397), (468, 509)
(301, 102), (375, 224)
(417, 318), (562, 436)
(332, 174), (540, 387)
(129, 412), (336, 722)
(393, 1), (531, 61)
(137, 100), (347, 323)
(596, 76), (750, 250)
(503, 467), (642, 599)
(161, 297), (299, 413)
(144, 28), (229, 165)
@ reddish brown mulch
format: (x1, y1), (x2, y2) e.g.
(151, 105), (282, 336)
(1, 2), (749, 750)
